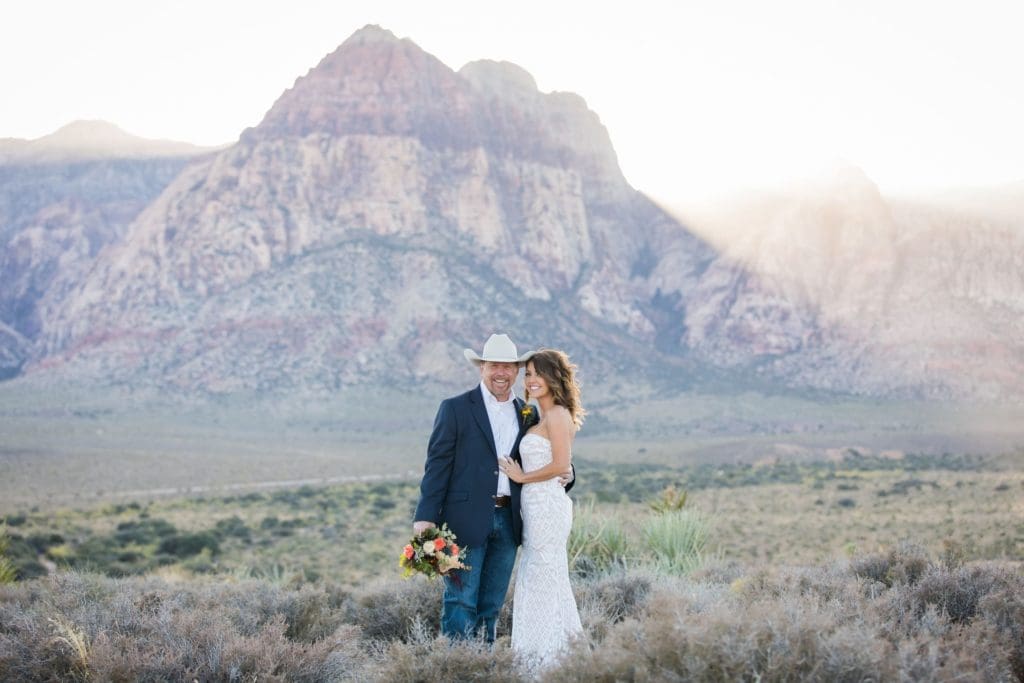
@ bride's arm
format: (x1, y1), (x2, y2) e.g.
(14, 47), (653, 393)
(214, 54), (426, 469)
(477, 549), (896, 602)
(502, 407), (573, 484)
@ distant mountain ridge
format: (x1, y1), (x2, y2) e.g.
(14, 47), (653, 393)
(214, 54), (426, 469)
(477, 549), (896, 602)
(0, 120), (223, 164)
(0, 124), (216, 375)
(670, 169), (1024, 398)
(3, 25), (1022, 401)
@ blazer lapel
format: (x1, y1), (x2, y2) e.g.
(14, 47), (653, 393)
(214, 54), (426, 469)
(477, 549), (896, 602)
(469, 386), (497, 458)
(511, 397), (527, 466)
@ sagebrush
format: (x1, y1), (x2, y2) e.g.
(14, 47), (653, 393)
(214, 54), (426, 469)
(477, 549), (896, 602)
(1, 545), (1021, 681)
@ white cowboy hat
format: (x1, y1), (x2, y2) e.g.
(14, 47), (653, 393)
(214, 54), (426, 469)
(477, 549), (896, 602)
(464, 333), (535, 366)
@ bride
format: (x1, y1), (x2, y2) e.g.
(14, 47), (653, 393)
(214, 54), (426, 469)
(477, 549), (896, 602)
(499, 348), (585, 669)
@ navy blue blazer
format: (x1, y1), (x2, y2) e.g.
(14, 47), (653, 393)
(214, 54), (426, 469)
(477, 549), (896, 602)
(413, 386), (576, 548)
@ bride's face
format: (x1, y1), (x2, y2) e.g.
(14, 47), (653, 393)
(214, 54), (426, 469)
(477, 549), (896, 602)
(524, 362), (549, 399)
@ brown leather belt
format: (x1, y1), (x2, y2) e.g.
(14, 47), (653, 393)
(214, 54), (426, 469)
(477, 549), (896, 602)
(493, 495), (511, 508)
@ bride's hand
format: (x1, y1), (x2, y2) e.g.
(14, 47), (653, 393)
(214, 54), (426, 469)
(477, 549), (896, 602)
(499, 456), (524, 483)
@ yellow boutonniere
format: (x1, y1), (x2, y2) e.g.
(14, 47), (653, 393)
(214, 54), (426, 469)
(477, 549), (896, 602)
(520, 404), (539, 427)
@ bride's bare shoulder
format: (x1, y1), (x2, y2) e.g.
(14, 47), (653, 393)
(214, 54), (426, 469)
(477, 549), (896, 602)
(546, 405), (573, 429)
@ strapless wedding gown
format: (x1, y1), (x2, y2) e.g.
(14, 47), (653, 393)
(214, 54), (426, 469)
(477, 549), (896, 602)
(512, 433), (582, 669)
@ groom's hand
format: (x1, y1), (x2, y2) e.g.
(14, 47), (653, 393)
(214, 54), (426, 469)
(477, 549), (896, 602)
(413, 520), (436, 535)
(557, 469), (574, 488)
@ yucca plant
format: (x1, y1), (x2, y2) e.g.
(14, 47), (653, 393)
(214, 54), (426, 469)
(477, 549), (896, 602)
(48, 614), (91, 679)
(569, 502), (631, 576)
(641, 508), (708, 575)
(648, 485), (688, 514)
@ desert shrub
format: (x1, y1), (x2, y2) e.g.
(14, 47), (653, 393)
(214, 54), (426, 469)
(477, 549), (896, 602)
(101, 502), (141, 516)
(978, 582), (1024, 680)
(69, 537), (149, 576)
(343, 577), (444, 642)
(45, 517), (198, 577)
(1, 548), (1021, 681)
(892, 614), (1018, 681)
(2, 514), (27, 527)
(850, 540), (931, 587)
(731, 564), (868, 614)
(0, 526), (17, 584)
(235, 562), (307, 586)
(369, 625), (524, 682)
(156, 532), (220, 559)
(691, 558), (746, 585)
(270, 485), (328, 510)
(213, 515), (251, 541)
(940, 538), (968, 570)
(181, 548), (217, 574)
(877, 478), (941, 497)
(641, 508), (708, 575)
(836, 497), (857, 508)
(548, 584), (894, 683)
(574, 569), (654, 641)
(0, 530), (47, 581)
(257, 516), (305, 537)
(25, 532), (65, 554)
(234, 492), (267, 504)
(113, 518), (176, 545)
(911, 565), (1000, 624)
(885, 562), (1023, 627)
(86, 615), (365, 682)
(0, 572), (369, 682)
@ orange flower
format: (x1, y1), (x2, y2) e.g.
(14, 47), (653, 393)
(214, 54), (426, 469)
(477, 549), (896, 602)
(434, 538), (446, 551)
(403, 544), (414, 559)
(451, 543), (460, 556)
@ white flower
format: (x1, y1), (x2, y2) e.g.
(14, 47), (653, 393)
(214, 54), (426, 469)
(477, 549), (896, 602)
(423, 541), (435, 555)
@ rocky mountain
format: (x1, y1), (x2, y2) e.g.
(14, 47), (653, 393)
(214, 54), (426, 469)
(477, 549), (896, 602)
(0, 125), (218, 377)
(30, 26), (712, 395)
(7, 25), (1023, 401)
(673, 169), (1024, 398)
(0, 320), (29, 380)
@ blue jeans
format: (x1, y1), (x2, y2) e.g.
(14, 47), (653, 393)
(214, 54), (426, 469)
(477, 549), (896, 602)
(441, 506), (517, 642)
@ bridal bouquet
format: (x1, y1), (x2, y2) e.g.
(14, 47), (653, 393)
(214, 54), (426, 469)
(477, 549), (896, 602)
(399, 523), (469, 579)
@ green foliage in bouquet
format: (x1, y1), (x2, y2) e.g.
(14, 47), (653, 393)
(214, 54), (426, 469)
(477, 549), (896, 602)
(399, 524), (469, 579)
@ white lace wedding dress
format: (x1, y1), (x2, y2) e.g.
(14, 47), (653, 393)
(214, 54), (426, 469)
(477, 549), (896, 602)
(512, 433), (583, 670)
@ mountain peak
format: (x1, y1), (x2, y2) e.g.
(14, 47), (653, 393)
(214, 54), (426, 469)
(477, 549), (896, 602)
(247, 25), (474, 144)
(247, 28), (623, 186)
(44, 120), (136, 146)
(343, 24), (402, 46)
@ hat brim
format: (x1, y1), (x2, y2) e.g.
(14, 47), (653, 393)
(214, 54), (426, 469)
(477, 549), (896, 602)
(464, 349), (536, 366)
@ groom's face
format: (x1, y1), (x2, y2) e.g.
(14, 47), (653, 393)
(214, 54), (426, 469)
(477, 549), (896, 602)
(480, 361), (519, 402)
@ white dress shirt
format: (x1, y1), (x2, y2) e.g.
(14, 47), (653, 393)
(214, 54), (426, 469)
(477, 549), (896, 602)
(480, 383), (519, 497)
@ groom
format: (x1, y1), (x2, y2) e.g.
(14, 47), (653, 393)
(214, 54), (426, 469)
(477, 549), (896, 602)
(413, 333), (573, 641)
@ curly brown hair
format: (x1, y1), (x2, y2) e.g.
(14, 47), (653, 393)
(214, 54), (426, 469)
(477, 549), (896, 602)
(524, 349), (586, 429)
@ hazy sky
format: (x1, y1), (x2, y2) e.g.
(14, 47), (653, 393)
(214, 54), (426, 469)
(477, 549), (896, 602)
(2, 0), (1022, 202)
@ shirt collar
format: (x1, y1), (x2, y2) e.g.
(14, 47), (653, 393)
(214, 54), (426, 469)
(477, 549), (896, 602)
(479, 382), (517, 408)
